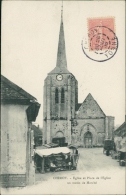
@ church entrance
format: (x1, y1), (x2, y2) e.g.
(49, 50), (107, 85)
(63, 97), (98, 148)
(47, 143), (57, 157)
(84, 131), (92, 148)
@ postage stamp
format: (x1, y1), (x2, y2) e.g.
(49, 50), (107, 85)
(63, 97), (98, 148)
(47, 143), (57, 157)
(82, 17), (118, 62)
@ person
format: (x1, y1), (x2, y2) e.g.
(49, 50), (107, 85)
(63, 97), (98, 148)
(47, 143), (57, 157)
(75, 149), (78, 155)
(50, 162), (56, 172)
(113, 142), (116, 152)
(106, 149), (110, 156)
(65, 154), (68, 159)
(68, 161), (72, 170)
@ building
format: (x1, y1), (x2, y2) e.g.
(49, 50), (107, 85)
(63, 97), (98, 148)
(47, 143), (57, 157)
(43, 10), (114, 147)
(1, 75), (40, 187)
(32, 124), (42, 147)
(114, 118), (126, 151)
(114, 118), (126, 138)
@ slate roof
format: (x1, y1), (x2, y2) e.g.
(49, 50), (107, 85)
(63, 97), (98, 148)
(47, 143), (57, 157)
(48, 9), (70, 75)
(1, 75), (37, 103)
(76, 93), (106, 118)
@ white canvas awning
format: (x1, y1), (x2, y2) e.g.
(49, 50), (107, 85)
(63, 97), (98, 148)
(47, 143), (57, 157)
(35, 147), (71, 157)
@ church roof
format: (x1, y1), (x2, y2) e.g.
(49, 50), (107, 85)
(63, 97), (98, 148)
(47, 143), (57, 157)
(49, 7), (70, 75)
(76, 93), (106, 118)
(75, 103), (82, 111)
(1, 75), (37, 103)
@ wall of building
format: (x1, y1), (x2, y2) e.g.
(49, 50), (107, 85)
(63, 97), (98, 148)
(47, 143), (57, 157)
(71, 118), (105, 146)
(51, 120), (70, 143)
(1, 104), (29, 187)
(43, 73), (77, 144)
(106, 116), (115, 139)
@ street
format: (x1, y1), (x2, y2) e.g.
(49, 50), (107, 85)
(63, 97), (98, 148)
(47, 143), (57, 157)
(2, 148), (125, 195)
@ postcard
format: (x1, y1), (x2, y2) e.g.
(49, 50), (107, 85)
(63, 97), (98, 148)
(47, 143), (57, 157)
(1, 1), (125, 195)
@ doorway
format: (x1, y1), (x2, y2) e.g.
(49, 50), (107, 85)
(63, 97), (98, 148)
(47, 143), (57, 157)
(84, 131), (92, 148)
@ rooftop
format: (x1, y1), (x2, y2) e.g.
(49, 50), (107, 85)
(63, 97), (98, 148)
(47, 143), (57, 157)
(1, 75), (37, 104)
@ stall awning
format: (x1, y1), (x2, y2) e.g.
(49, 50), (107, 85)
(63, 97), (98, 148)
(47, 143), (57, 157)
(35, 147), (71, 157)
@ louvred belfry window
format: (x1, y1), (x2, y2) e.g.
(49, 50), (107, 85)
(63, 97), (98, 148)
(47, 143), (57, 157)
(55, 88), (59, 103)
(61, 88), (65, 103)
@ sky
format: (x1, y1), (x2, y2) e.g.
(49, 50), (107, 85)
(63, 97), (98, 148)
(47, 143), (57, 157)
(2, 1), (125, 127)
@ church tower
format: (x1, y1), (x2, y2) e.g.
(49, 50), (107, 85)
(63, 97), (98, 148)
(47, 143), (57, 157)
(43, 6), (78, 145)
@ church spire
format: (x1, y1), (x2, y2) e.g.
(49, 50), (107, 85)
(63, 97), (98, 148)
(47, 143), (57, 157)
(56, 1), (67, 68)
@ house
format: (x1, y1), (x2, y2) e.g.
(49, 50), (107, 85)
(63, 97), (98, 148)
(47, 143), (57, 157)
(1, 75), (40, 187)
(114, 118), (126, 151)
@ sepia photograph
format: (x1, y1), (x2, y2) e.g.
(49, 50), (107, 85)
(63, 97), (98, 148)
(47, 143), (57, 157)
(1, 0), (125, 194)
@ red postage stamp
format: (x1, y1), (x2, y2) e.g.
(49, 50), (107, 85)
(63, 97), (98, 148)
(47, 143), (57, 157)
(88, 17), (115, 32)
(82, 17), (118, 62)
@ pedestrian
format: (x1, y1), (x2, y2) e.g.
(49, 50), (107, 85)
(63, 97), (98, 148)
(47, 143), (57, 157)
(68, 161), (72, 170)
(106, 149), (110, 156)
(75, 149), (78, 155)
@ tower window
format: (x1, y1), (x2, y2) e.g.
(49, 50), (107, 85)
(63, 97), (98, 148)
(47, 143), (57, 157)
(55, 88), (59, 103)
(61, 88), (65, 103)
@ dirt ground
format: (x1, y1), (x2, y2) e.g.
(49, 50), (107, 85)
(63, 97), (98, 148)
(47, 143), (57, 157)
(2, 148), (126, 195)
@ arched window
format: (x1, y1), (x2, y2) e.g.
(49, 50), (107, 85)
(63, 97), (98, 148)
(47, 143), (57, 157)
(55, 88), (59, 103)
(61, 88), (65, 103)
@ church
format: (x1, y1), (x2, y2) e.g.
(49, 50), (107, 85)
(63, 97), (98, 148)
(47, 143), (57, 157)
(43, 9), (114, 147)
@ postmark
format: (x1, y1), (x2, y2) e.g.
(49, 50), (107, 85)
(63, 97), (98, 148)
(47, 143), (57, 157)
(82, 17), (118, 62)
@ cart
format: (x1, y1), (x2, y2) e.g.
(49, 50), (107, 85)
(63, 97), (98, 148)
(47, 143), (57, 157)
(103, 139), (114, 155)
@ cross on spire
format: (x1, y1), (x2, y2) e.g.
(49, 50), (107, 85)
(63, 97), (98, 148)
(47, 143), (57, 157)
(61, 0), (63, 22)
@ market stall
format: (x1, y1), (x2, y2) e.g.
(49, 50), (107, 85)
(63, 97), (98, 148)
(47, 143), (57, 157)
(34, 147), (79, 173)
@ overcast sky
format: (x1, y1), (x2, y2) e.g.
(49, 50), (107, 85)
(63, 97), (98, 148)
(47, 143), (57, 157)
(2, 1), (125, 127)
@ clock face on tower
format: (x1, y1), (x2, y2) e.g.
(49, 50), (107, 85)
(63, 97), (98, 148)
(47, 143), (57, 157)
(56, 74), (63, 81)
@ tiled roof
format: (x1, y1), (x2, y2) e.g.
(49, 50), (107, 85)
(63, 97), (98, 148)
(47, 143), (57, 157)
(1, 75), (36, 101)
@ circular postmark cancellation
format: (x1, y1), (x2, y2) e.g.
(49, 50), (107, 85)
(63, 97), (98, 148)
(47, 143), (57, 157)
(82, 26), (118, 62)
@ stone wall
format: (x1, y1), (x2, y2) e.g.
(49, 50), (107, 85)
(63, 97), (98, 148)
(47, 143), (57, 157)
(49, 120), (71, 144)
(0, 174), (26, 188)
(71, 118), (105, 147)
(43, 73), (77, 144)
